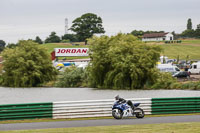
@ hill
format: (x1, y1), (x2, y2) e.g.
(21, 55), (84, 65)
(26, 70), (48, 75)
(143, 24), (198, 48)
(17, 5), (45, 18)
(41, 39), (200, 60)
(147, 39), (200, 60)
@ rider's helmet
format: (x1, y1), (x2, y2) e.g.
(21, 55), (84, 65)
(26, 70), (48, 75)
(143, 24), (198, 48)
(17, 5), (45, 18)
(115, 95), (120, 100)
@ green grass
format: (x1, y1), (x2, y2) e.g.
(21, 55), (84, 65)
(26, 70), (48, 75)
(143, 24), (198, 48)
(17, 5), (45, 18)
(161, 44), (200, 60)
(1, 122), (200, 133)
(145, 39), (200, 60)
(41, 39), (200, 60)
(181, 39), (200, 44)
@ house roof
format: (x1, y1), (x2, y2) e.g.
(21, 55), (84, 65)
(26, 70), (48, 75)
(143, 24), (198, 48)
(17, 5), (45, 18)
(143, 32), (168, 38)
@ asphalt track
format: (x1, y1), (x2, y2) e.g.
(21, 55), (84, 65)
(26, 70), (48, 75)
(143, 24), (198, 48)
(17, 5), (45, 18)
(0, 115), (200, 131)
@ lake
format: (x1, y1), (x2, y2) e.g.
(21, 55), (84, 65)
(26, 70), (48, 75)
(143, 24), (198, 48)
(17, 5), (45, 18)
(0, 87), (200, 104)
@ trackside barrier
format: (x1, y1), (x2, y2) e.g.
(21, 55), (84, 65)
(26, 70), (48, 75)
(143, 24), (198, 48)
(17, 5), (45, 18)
(0, 103), (53, 120)
(0, 97), (199, 120)
(52, 98), (152, 119)
(151, 97), (200, 114)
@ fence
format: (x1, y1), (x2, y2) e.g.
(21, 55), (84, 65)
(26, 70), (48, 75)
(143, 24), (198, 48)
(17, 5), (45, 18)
(151, 97), (200, 114)
(0, 103), (52, 121)
(53, 98), (151, 119)
(0, 97), (199, 121)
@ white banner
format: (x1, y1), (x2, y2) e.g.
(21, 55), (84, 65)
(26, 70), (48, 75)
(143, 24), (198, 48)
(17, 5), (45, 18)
(55, 48), (89, 57)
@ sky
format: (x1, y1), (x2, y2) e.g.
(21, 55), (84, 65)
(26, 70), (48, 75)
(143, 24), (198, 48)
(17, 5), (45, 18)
(0, 0), (200, 43)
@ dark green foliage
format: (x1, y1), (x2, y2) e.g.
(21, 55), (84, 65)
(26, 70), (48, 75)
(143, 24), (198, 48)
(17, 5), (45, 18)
(0, 40), (6, 52)
(169, 82), (182, 89)
(61, 34), (78, 42)
(45, 32), (61, 43)
(195, 29), (200, 38)
(130, 30), (164, 39)
(56, 66), (87, 87)
(130, 30), (144, 39)
(197, 84), (200, 89)
(180, 19), (200, 38)
(6, 43), (18, 48)
(61, 39), (70, 43)
(181, 29), (196, 38)
(0, 40), (6, 47)
(35, 36), (43, 44)
(150, 72), (176, 89)
(88, 33), (162, 89)
(197, 24), (200, 29)
(1, 40), (57, 87)
(187, 18), (192, 30)
(70, 13), (105, 43)
(180, 82), (200, 90)
(162, 81), (200, 90)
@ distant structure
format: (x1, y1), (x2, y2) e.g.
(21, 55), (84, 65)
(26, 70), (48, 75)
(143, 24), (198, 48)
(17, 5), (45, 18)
(65, 18), (68, 34)
(142, 32), (173, 41)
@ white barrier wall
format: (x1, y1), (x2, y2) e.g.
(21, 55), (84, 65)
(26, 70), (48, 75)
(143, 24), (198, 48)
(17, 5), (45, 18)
(53, 98), (152, 119)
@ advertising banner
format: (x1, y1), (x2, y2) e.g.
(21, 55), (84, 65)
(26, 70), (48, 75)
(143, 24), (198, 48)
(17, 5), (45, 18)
(55, 48), (89, 57)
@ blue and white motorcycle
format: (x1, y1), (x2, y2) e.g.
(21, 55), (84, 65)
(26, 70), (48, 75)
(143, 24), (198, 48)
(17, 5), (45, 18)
(112, 101), (145, 119)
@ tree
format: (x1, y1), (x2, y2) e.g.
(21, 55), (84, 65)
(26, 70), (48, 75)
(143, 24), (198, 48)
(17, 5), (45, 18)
(181, 29), (195, 38)
(195, 29), (200, 38)
(61, 34), (78, 42)
(195, 24), (200, 38)
(35, 36), (43, 44)
(0, 40), (6, 52)
(130, 30), (144, 39)
(187, 18), (192, 30)
(70, 13), (105, 44)
(6, 43), (18, 49)
(88, 33), (162, 89)
(45, 32), (61, 43)
(1, 40), (57, 87)
(197, 24), (200, 29)
(130, 30), (164, 39)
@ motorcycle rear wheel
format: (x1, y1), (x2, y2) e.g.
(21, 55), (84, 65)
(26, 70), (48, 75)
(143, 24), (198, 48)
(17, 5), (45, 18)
(135, 108), (145, 119)
(112, 109), (122, 119)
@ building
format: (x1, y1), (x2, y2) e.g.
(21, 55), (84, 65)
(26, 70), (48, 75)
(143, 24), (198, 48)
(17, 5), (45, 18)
(142, 32), (173, 41)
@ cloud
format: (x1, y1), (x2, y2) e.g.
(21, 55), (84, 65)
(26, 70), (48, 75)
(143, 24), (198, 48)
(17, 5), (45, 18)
(0, 0), (200, 43)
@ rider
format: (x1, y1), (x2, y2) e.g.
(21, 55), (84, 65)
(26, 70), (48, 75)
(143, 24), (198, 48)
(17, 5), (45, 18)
(115, 95), (134, 110)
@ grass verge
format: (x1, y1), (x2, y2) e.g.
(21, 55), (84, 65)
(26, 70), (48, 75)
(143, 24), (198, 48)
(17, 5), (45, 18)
(1, 122), (200, 133)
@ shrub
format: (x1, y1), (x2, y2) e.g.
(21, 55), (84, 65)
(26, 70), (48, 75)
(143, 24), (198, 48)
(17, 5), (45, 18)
(151, 72), (176, 89)
(196, 84), (200, 90)
(1, 40), (57, 87)
(61, 39), (70, 43)
(170, 82), (182, 89)
(56, 66), (88, 87)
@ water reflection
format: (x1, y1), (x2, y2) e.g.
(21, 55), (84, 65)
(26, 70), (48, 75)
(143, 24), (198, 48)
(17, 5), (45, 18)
(0, 87), (200, 104)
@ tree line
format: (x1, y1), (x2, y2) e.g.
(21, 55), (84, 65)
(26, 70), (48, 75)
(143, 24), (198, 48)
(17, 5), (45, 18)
(1, 14), (200, 53)
(180, 18), (200, 38)
(130, 18), (200, 39)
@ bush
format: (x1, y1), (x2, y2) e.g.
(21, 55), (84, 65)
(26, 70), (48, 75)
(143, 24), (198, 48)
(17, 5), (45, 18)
(61, 39), (70, 43)
(150, 72), (176, 89)
(196, 84), (200, 90)
(179, 81), (200, 90)
(170, 82), (182, 89)
(1, 40), (57, 87)
(56, 66), (88, 87)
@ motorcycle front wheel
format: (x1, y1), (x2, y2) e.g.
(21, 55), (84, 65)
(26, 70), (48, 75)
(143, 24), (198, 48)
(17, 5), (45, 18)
(112, 109), (122, 119)
(134, 108), (145, 119)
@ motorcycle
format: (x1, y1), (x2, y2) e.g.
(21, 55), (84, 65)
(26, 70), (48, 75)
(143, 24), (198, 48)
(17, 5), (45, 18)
(112, 101), (145, 119)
